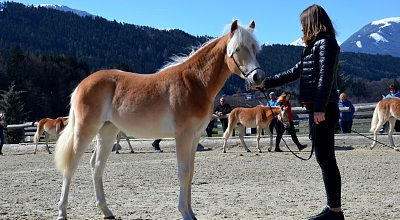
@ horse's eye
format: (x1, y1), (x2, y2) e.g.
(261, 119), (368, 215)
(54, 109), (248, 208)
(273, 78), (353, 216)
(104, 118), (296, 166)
(235, 48), (240, 52)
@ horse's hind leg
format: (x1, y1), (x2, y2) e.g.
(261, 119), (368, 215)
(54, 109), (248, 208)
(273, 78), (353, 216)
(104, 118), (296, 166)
(58, 127), (98, 220)
(44, 134), (52, 154)
(91, 122), (119, 219)
(124, 133), (134, 153)
(387, 118), (398, 150)
(222, 119), (236, 153)
(371, 119), (387, 149)
(255, 126), (262, 153)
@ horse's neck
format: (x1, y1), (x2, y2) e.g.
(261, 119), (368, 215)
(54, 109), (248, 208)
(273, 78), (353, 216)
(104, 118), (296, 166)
(183, 36), (232, 99)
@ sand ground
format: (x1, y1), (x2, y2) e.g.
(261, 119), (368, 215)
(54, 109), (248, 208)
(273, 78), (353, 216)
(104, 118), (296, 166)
(0, 133), (399, 220)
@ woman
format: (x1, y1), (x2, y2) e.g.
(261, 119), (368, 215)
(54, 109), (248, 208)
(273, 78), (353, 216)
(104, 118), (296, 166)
(259, 4), (344, 220)
(274, 91), (307, 152)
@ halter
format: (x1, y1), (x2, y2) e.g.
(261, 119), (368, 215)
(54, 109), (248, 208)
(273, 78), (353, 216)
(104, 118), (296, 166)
(231, 55), (262, 78)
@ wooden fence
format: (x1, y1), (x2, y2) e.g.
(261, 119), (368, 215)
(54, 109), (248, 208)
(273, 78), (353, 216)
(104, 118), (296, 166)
(6, 102), (379, 143)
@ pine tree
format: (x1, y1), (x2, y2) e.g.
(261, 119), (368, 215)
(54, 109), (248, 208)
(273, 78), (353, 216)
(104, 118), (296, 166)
(0, 82), (29, 143)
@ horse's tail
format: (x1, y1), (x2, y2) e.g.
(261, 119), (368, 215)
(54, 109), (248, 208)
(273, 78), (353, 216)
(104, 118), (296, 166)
(369, 103), (380, 132)
(33, 121), (43, 144)
(55, 93), (76, 175)
(223, 108), (239, 138)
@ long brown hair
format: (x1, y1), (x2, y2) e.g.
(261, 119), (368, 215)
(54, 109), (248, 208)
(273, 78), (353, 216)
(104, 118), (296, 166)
(300, 4), (336, 46)
(278, 91), (291, 102)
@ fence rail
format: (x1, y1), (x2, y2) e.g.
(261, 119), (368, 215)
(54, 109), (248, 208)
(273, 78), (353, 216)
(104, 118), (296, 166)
(5, 103), (379, 143)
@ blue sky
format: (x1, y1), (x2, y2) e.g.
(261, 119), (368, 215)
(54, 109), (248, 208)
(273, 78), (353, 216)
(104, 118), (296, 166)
(11, 0), (400, 44)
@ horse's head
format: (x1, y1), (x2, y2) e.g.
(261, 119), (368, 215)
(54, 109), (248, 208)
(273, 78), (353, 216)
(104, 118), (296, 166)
(278, 106), (290, 129)
(226, 20), (265, 87)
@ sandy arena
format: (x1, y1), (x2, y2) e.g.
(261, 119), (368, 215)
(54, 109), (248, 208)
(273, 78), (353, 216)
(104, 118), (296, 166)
(0, 133), (399, 220)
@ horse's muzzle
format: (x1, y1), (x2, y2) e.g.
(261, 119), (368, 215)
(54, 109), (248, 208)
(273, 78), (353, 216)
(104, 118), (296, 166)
(248, 68), (265, 87)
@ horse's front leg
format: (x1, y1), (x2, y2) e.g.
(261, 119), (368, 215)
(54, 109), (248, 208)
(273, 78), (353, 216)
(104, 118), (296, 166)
(175, 133), (198, 220)
(256, 126), (262, 153)
(265, 128), (273, 152)
(237, 124), (250, 152)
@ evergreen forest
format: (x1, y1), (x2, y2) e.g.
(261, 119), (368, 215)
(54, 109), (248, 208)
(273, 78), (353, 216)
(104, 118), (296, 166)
(1, 2), (400, 123)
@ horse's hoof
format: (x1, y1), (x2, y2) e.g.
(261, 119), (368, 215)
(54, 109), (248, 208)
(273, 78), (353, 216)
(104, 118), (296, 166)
(258, 150), (262, 153)
(267, 149), (271, 152)
(116, 151), (120, 154)
(246, 149), (251, 152)
(104, 215), (115, 219)
(130, 151), (134, 154)
(223, 150), (226, 153)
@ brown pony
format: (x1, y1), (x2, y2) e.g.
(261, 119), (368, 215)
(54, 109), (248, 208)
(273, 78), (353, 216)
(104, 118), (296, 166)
(33, 117), (68, 154)
(222, 106), (288, 153)
(370, 98), (400, 151)
(114, 131), (134, 154)
(54, 20), (265, 220)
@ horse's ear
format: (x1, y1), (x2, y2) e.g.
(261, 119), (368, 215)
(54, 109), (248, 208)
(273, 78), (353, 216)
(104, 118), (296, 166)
(249, 20), (255, 29)
(230, 20), (238, 34)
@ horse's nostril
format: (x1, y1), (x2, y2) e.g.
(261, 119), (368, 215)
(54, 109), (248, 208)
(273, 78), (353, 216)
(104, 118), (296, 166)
(252, 74), (258, 83)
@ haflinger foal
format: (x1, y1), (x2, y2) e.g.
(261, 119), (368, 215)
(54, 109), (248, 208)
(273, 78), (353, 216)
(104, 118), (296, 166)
(222, 106), (288, 153)
(370, 98), (400, 151)
(33, 117), (68, 154)
(54, 20), (265, 220)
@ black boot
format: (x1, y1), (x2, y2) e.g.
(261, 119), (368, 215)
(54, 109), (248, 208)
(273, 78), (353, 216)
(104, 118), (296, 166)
(297, 144), (307, 151)
(308, 207), (344, 220)
(274, 148), (283, 152)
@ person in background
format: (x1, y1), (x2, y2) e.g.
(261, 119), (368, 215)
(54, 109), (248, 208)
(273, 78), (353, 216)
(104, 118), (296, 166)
(267, 91), (278, 135)
(338, 93), (355, 133)
(151, 139), (163, 153)
(380, 84), (400, 132)
(259, 4), (344, 219)
(274, 91), (307, 152)
(0, 112), (7, 155)
(205, 117), (215, 137)
(214, 97), (232, 132)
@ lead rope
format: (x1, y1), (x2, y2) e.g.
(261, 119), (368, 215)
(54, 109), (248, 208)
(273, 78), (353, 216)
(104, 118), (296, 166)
(350, 129), (400, 151)
(258, 88), (314, 161)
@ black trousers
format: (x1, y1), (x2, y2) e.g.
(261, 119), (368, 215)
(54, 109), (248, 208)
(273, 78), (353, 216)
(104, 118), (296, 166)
(308, 102), (341, 208)
(275, 120), (302, 149)
(219, 118), (229, 132)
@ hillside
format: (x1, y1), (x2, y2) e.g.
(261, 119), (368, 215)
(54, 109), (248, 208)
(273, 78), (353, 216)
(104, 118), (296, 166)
(1, 2), (400, 120)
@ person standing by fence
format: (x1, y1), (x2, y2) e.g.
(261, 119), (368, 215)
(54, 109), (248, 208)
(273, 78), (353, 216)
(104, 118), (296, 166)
(267, 92), (278, 135)
(274, 91), (307, 152)
(214, 97), (232, 132)
(338, 93), (355, 133)
(0, 113), (7, 155)
(380, 84), (400, 132)
(259, 4), (344, 219)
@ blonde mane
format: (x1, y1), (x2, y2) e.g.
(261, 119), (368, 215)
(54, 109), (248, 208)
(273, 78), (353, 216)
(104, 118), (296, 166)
(158, 21), (259, 72)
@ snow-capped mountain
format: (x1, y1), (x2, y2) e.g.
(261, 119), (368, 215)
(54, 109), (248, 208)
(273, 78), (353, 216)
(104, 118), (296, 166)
(340, 17), (400, 57)
(290, 38), (305, 47)
(36, 4), (94, 17)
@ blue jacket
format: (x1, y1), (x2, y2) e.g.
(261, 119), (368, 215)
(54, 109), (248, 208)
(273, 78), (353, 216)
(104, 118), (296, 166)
(338, 99), (355, 122)
(267, 99), (278, 106)
(385, 92), (400, 98)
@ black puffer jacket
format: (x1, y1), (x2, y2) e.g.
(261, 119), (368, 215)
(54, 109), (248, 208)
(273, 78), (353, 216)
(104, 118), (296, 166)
(263, 32), (340, 113)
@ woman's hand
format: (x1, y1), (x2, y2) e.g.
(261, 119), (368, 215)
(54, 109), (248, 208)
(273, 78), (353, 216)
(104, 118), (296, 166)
(314, 112), (325, 124)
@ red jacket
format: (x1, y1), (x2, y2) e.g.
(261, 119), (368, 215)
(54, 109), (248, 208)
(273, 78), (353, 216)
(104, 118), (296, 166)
(277, 99), (293, 121)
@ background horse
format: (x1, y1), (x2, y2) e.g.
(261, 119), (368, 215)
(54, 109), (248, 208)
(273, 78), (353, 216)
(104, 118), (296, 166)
(370, 98), (400, 151)
(222, 106), (288, 153)
(33, 117), (68, 154)
(54, 20), (265, 220)
(114, 131), (134, 154)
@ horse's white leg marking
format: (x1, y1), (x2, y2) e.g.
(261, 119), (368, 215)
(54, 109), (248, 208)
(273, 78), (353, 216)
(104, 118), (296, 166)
(387, 117), (397, 149)
(187, 134), (200, 218)
(371, 118), (386, 150)
(237, 124), (249, 152)
(175, 133), (197, 220)
(256, 126), (262, 153)
(222, 118), (236, 153)
(91, 123), (119, 219)
(57, 124), (99, 220)
(265, 128), (273, 152)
